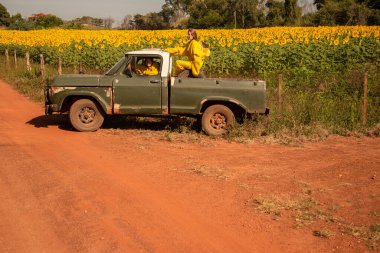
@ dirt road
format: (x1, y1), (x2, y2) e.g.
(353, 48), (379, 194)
(0, 80), (379, 253)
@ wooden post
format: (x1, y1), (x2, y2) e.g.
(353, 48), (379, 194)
(58, 57), (62, 75)
(26, 52), (31, 72)
(14, 50), (17, 67)
(363, 72), (368, 127)
(278, 73), (283, 114)
(5, 49), (9, 67)
(234, 11), (237, 29)
(40, 54), (45, 79)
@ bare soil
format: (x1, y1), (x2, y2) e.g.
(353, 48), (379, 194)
(0, 80), (379, 253)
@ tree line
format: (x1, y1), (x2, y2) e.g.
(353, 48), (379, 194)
(1, 0), (379, 30)
(131, 0), (379, 29)
(0, 4), (115, 30)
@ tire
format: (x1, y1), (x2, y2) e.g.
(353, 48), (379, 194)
(201, 105), (235, 136)
(69, 99), (104, 132)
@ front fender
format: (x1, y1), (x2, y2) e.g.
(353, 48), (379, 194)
(50, 87), (113, 114)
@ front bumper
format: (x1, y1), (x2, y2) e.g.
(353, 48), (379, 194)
(45, 104), (52, 115)
(44, 86), (59, 115)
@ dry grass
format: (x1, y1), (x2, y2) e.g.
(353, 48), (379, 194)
(249, 192), (379, 249)
(341, 224), (380, 250)
(313, 229), (334, 238)
(184, 164), (233, 181)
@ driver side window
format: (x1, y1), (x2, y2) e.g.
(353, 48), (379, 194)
(123, 56), (161, 77)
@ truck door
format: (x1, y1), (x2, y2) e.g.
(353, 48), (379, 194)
(113, 56), (162, 114)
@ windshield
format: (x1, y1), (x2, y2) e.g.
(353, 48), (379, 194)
(105, 56), (126, 75)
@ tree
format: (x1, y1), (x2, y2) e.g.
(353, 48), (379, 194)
(120, 15), (134, 30)
(265, 0), (285, 26)
(188, 0), (228, 28)
(103, 18), (114, 29)
(0, 3), (10, 26)
(314, 0), (325, 10)
(310, 0), (379, 25)
(62, 21), (83, 29)
(284, 0), (302, 25)
(160, 0), (190, 28)
(133, 14), (146, 29)
(145, 12), (166, 30)
(231, 0), (266, 28)
(33, 14), (64, 28)
(8, 13), (34, 30)
(73, 16), (103, 27)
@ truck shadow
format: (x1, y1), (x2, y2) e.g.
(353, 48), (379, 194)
(26, 115), (73, 131)
(102, 116), (200, 132)
(27, 115), (200, 133)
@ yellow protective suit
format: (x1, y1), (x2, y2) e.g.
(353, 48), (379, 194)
(166, 40), (211, 77)
(136, 62), (159, 76)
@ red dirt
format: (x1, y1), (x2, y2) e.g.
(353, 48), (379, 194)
(0, 80), (379, 253)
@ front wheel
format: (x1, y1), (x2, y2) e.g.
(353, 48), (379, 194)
(69, 99), (104, 132)
(201, 105), (235, 136)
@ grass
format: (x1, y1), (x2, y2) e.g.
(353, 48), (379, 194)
(250, 191), (379, 249)
(313, 229), (334, 238)
(252, 196), (295, 216)
(250, 195), (319, 219)
(0, 55), (379, 142)
(0, 55), (103, 101)
(250, 195), (341, 227)
(340, 224), (380, 250)
(184, 164), (231, 181)
(227, 65), (380, 143)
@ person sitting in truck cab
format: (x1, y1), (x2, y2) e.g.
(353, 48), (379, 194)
(136, 57), (159, 76)
(166, 28), (210, 78)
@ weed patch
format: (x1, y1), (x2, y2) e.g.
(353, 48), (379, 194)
(340, 224), (380, 250)
(184, 164), (232, 181)
(313, 229), (334, 238)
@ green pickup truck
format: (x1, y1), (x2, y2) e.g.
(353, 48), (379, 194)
(45, 49), (267, 136)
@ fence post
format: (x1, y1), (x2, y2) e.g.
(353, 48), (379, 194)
(363, 72), (368, 127)
(40, 54), (45, 79)
(5, 49), (9, 67)
(26, 52), (31, 72)
(14, 50), (17, 67)
(278, 73), (283, 114)
(58, 57), (62, 75)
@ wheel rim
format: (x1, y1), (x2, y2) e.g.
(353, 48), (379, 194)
(210, 113), (227, 130)
(78, 107), (96, 124)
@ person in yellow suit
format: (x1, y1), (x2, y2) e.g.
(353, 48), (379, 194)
(136, 57), (159, 76)
(166, 29), (211, 77)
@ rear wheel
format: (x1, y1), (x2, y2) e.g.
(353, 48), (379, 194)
(69, 99), (104, 132)
(201, 105), (235, 136)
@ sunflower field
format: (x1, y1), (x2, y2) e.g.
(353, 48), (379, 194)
(0, 27), (379, 75)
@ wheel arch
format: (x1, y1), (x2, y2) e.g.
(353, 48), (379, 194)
(60, 94), (108, 114)
(199, 98), (248, 116)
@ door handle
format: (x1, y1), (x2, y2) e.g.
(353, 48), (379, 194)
(150, 80), (160, 84)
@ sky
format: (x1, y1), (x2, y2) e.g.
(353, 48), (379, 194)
(1, 0), (165, 23)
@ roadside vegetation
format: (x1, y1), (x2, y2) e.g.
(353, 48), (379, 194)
(249, 189), (379, 249)
(0, 54), (378, 143)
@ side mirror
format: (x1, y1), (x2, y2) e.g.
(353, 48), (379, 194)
(124, 68), (133, 77)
